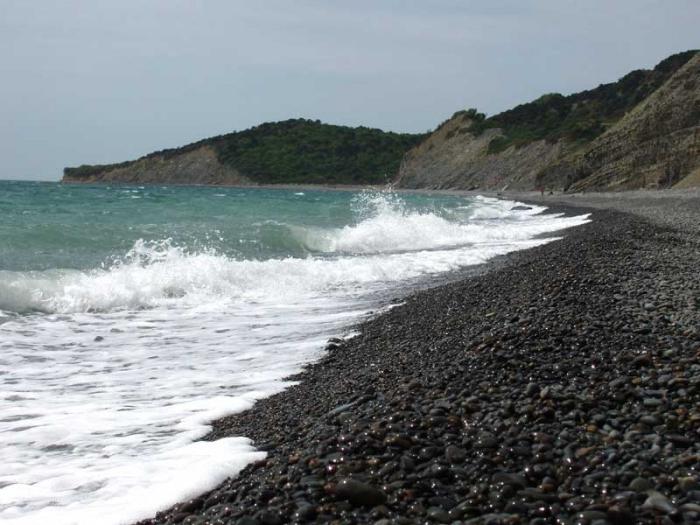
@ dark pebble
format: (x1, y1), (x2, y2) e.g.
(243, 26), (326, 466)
(333, 478), (387, 507)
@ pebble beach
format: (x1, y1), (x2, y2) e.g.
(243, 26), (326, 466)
(137, 192), (700, 525)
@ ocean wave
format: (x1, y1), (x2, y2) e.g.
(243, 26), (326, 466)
(297, 193), (566, 254)
(0, 194), (589, 314)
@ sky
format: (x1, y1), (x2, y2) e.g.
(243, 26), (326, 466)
(1, 1), (698, 181)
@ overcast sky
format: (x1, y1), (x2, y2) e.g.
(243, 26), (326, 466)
(1, 0), (698, 181)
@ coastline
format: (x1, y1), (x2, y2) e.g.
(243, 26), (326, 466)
(59, 179), (387, 193)
(137, 194), (700, 525)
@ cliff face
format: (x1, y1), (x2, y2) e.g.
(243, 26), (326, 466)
(565, 53), (700, 191)
(63, 146), (252, 186)
(396, 114), (567, 190)
(396, 51), (700, 192)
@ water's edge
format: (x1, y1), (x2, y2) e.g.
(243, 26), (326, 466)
(204, 198), (594, 442)
(158, 200), (598, 518)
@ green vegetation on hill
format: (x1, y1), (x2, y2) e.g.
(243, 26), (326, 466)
(65, 119), (426, 185)
(461, 50), (698, 154)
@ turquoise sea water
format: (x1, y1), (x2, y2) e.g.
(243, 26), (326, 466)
(0, 180), (589, 524)
(0, 181), (474, 272)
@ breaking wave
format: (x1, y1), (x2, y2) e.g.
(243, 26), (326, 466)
(0, 194), (589, 315)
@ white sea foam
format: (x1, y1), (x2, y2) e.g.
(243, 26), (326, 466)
(0, 194), (590, 524)
(302, 195), (561, 254)
(0, 299), (364, 525)
(0, 196), (586, 316)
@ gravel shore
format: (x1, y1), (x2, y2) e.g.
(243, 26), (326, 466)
(137, 193), (700, 525)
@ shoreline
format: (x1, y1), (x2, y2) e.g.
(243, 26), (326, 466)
(58, 179), (387, 192)
(137, 195), (699, 525)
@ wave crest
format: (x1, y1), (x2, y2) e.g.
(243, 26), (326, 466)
(0, 194), (589, 315)
(299, 193), (550, 254)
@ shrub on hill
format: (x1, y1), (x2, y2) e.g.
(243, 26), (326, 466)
(467, 50), (698, 153)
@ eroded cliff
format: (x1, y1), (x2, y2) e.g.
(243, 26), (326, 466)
(396, 114), (568, 191)
(565, 53), (700, 191)
(63, 146), (251, 186)
(395, 51), (700, 192)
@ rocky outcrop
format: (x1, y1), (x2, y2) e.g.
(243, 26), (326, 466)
(62, 146), (252, 186)
(396, 52), (700, 192)
(566, 53), (700, 191)
(395, 114), (568, 191)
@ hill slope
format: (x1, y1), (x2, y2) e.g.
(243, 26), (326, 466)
(63, 119), (425, 186)
(396, 50), (700, 191)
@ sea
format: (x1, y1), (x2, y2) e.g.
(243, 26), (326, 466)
(0, 180), (590, 524)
